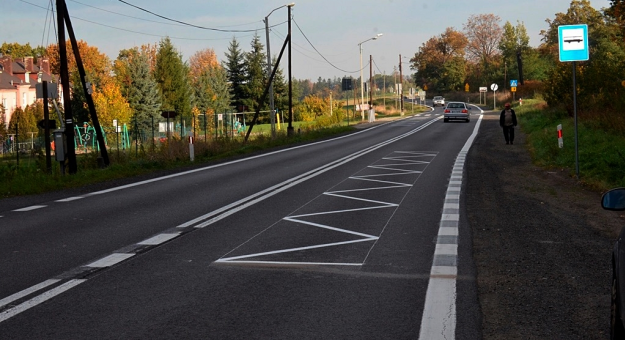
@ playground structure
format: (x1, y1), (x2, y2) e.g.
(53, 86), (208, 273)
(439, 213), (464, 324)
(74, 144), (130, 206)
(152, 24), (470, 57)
(1, 112), (252, 158)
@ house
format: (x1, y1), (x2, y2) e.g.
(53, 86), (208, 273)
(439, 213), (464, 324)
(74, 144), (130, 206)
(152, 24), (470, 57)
(0, 54), (55, 129)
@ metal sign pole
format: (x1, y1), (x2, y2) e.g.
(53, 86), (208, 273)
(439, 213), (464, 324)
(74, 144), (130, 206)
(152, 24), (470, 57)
(573, 61), (579, 178)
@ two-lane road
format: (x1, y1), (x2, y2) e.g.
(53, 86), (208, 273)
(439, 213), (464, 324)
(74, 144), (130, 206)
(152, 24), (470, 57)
(1, 107), (483, 339)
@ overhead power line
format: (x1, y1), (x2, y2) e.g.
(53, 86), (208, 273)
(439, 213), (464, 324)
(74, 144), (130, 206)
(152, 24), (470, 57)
(69, 0), (263, 29)
(292, 18), (360, 74)
(18, 0), (255, 42)
(117, 0), (275, 33)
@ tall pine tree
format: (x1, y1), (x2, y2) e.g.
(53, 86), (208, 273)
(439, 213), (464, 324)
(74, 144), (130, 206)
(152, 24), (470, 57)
(117, 48), (161, 131)
(154, 37), (192, 128)
(243, 34), (268, 115)
(224, 37), (246, 112)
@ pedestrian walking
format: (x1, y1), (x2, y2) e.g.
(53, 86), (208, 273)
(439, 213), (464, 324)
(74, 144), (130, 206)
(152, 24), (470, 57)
(499, 103), (518, 145)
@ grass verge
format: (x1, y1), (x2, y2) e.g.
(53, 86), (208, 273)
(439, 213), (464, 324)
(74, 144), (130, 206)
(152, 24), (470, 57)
(0, 124), (354, 198)
(517, 99), (625, 191)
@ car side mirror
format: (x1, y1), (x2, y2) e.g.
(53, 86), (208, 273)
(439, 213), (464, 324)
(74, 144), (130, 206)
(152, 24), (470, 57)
(602, 188), (625, 210)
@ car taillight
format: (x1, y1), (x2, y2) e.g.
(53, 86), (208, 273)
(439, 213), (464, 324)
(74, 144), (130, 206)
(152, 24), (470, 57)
(444, 109), (450, 113)
(461, 109), (468, 113)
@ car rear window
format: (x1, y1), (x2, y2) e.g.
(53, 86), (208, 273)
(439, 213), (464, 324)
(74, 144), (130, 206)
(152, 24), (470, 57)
(448, 103), (463, 108)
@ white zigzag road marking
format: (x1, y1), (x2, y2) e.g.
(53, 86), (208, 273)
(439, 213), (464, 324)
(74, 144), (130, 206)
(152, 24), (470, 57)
(218, 151), (437, 266)
(345, 177), (413, 186)
(283, 217), (379, 239)
(286, 205), (395, 218)
(328, 185), (412, 194)
(215, 238), (378, 263)
(368, 165), (423, 173)
(351, 172), (420, 179)
(322, 193), (401, 206)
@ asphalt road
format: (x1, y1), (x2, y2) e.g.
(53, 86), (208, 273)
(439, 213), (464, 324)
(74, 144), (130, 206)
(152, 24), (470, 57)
(0, 107), (483, 339)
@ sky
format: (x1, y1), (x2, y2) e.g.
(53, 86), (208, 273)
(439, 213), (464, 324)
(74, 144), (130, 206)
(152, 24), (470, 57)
(2, 0), (613, 81)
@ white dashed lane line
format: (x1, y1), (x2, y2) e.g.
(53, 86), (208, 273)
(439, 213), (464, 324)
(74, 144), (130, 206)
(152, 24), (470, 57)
(85, 253), (135, 268)
(55, 197), (84, 202)
(12, 205), (47, 212)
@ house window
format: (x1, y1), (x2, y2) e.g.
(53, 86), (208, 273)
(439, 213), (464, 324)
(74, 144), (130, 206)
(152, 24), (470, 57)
(22, 93), (26, 107)
(1, 98), (6, 109)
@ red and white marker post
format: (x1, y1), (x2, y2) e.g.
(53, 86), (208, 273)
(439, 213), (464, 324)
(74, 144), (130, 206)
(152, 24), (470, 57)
(557, 124), (563, 148)
(189, 135), (195, 162)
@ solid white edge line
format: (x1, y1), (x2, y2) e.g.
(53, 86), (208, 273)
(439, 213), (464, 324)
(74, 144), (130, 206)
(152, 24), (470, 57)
(0, 279), (61, 309)
(0, 279), (86, 323)
(419, 114), (483, 340)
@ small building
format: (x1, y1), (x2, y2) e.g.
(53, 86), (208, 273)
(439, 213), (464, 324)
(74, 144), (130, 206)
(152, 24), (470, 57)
(0, 54), (55, 128)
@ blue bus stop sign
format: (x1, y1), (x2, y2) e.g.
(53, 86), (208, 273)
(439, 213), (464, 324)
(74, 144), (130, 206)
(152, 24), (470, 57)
(558, 24), (589, 62)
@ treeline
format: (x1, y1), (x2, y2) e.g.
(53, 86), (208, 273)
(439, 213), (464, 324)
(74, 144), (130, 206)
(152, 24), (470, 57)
(410, 0), (625, 114)
(0, 33), (346, 140)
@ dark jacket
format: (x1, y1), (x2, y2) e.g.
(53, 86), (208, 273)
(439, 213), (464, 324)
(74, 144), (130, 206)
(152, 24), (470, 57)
(499, 108), (518, 127)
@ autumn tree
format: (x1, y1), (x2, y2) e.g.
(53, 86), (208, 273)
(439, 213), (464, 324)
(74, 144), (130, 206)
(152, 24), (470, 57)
(189, 48), (219, 84)
(194, 64), (232, 116)
(46, 40), (111, 86)
(463, 14), (503, 85)
(46, 40), (113, 124)
(189, 48), (230, 118)
(92, 81), (132, 129)
(412, 27), (468, 92)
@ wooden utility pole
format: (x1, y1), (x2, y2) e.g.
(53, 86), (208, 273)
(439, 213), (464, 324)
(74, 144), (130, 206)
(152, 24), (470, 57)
(57, 0), (77, 174)
(60, 0), (109, 167)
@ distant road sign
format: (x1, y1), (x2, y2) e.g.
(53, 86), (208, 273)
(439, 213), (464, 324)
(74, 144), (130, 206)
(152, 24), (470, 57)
(479, 87), (487, 93)
(490, 83), (498, 91)
(510, 80), (518, 87)
(558, 24), (589, 62)
(465, 83), (469, 92)
(511, 87), (517, 92)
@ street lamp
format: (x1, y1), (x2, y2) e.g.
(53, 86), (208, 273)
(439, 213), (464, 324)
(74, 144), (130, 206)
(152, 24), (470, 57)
(358, 33), (382, 120)
(264, 3), (294, 138)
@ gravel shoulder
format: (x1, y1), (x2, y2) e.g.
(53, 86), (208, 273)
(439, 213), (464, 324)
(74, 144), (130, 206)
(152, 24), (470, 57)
(466, 111), (623, 339)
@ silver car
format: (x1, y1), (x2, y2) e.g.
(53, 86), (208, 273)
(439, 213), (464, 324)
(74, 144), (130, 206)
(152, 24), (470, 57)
(433, 96), (445, 107)
(443, 102), (471, 122)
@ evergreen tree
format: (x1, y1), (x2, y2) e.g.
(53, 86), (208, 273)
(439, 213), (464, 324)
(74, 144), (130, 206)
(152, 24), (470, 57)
(224, 37), (246, 112)
(243, 34), (268, 114)
(8, 103), (41, 139)
(119, 49), (161, 131)
(270, 56), (288, 117)
(154, 37), (192, 127)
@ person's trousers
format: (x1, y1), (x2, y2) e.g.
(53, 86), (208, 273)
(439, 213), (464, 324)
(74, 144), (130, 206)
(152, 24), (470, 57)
(503, 126), (515, 143)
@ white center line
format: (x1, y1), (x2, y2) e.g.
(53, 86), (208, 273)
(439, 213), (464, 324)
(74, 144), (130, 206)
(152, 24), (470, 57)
(0, 279), (86, 323)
